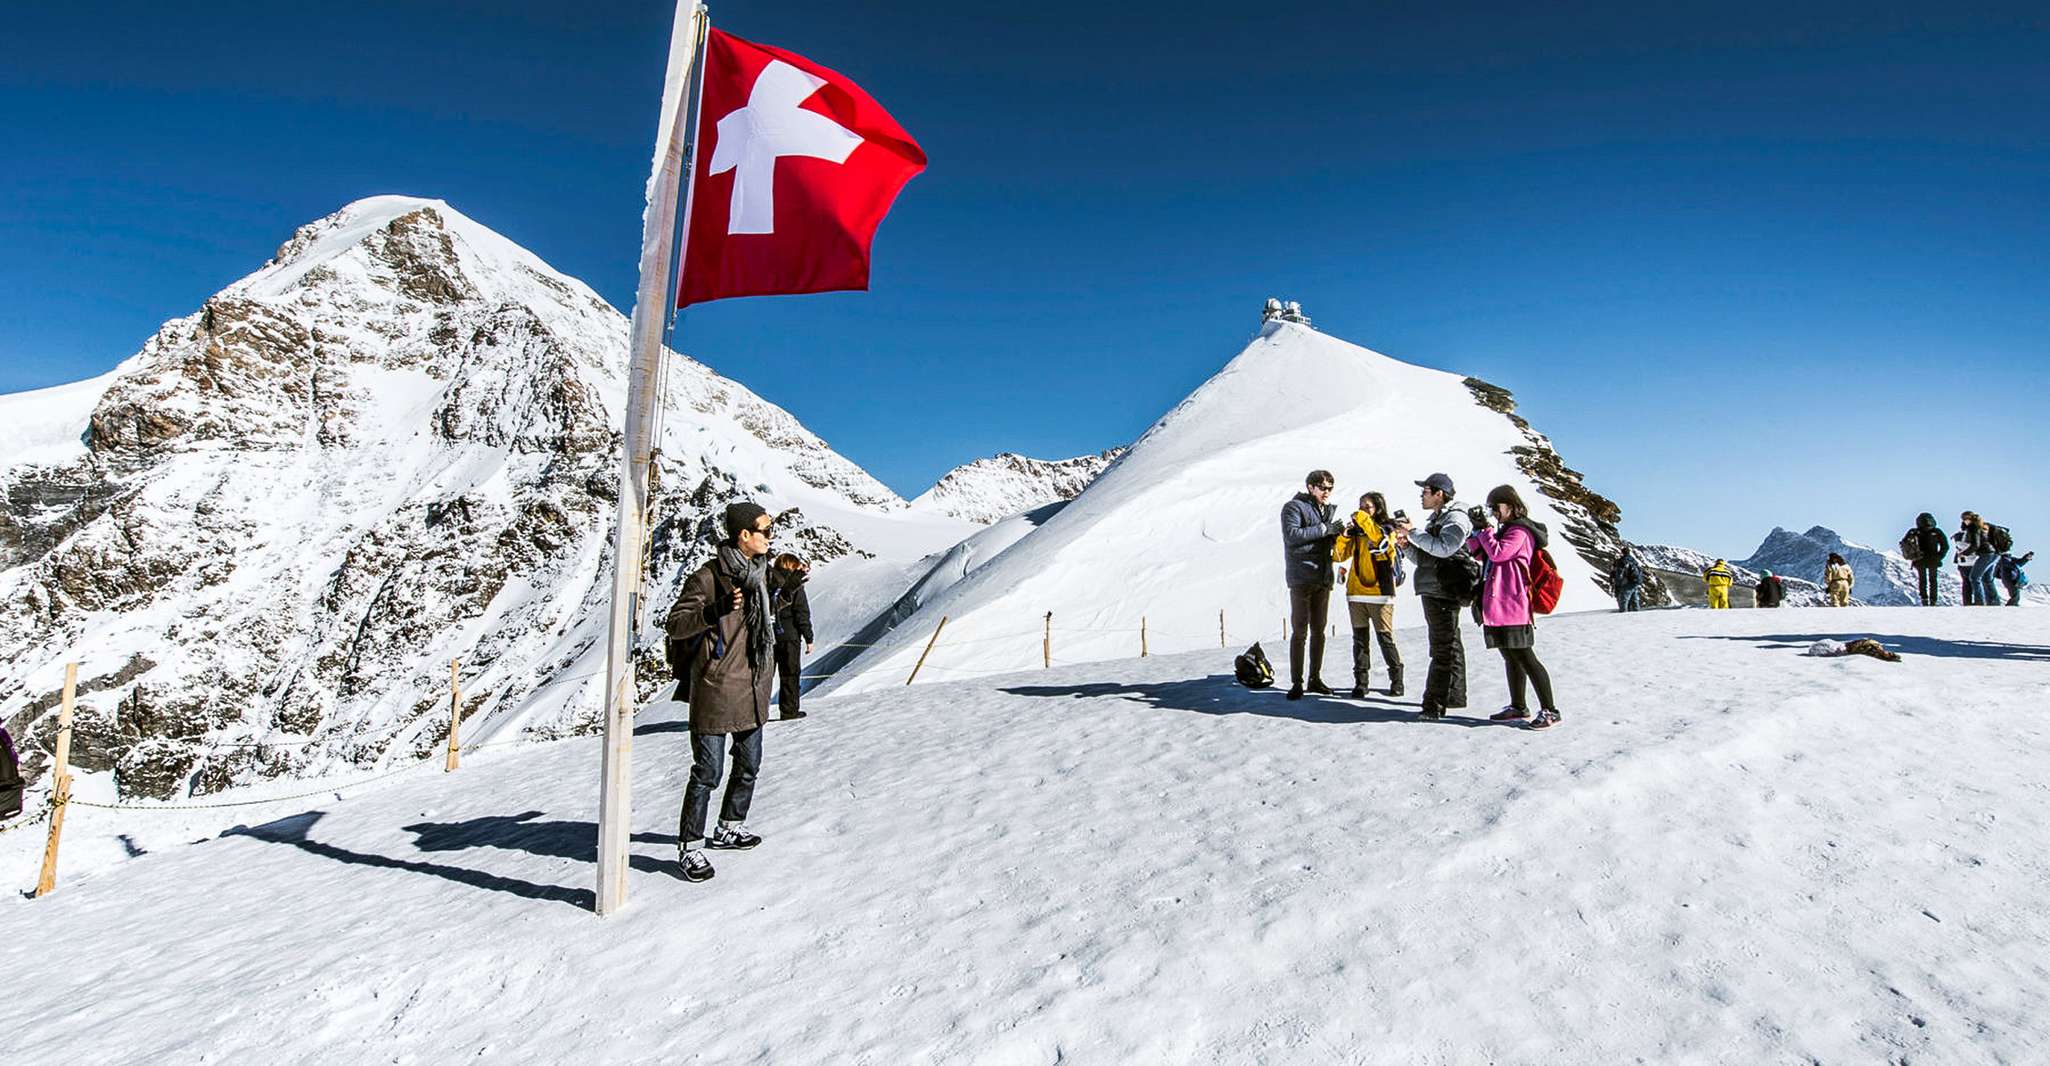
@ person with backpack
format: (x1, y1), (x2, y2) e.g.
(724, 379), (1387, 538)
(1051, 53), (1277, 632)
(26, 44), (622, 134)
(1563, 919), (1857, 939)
(0, 725), (23, 821)
(1703, 559), (1735, 609)
(1755, 570), (1786, 608)
(769, 553), (815, 720)
(1900, 514), (1949, 606)
(1404, 472), (1472, 720)
(1280, 470), (1347, 700)
(1956, 512), (1998, 607)
(665, 501), (779, 883)
(1608, 546), (1646, 612)
(1824, 553), (1855, 607)
(1982, 519), (2017, 604)
(1467, 485), (1562, 730)
(1332, 490), (1404, 698)
(1996, 550), (2033, 607)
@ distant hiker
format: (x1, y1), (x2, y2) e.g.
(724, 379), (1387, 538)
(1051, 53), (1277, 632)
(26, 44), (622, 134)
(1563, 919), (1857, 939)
(665, 501), (778, 883)
(0, 726), (22, 821)
(1608, 546), (1646, 613)
(1900, 513), (1949, 606)
(1703, 559), (1735, 609)
(1824, 553), (1855, 607)
(1995, 550), (2033, 607)
(1755, 570), (1786, 609)
(1956, 512), (1998, 607)
(1405, 472), (1472, 720)
(1468, 485), (1562, 730)
(1333, 490), (1404, 698)
(1281, 470), (1347, 700)
(770, 553), (815, 720)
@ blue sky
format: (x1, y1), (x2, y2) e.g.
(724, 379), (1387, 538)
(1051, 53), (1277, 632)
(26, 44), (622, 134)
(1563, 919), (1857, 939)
(5, 1), (2045, 557)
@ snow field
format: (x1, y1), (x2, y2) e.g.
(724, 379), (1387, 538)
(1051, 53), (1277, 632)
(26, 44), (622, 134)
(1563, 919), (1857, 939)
(5, 606), (2048, 1063)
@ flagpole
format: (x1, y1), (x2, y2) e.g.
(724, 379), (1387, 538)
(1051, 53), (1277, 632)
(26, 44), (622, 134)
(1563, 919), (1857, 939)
(597, 0), (709, 918)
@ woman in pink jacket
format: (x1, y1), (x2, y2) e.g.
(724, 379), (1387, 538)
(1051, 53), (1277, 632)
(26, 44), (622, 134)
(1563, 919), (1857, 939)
(1466, 485), (1561, 730)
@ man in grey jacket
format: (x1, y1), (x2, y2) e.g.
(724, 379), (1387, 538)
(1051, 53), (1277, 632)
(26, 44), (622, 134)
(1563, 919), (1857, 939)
(1280, 469), (1347, 700)
(1405, 472), (1471, 720)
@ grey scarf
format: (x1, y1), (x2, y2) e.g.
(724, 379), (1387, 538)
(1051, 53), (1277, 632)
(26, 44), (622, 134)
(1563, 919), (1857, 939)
(716, 545), (774, 671)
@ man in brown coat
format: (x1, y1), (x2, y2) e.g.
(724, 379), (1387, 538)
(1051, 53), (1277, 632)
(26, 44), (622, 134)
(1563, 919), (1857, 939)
(667, 501), (778, 882)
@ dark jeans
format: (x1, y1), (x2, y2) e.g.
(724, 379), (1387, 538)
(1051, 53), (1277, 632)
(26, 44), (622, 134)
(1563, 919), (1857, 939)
(1970, 556), (2000, 606)
(1916, 565), (1941, 606)
(1615, 586), (1642, 612)
(1420, 595), (1467, 712)
(680, 726), (762, 844)
(2001, 579), (2021, 607)
(1288, 585), (1332, 685)
(1499, 646), (1555, 712)
(775, 640), (804, 715)
(1960, 567), (1978, 606)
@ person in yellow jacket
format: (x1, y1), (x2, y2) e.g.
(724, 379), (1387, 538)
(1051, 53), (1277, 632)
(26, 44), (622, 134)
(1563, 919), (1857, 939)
(1703, 559), (1735, 609)
(1824, 552), (1855, 607)
(1332, 491), (1405, 698)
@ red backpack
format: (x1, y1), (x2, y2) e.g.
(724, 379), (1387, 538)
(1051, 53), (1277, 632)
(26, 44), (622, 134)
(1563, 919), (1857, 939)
(1529, 547), (1565, 614)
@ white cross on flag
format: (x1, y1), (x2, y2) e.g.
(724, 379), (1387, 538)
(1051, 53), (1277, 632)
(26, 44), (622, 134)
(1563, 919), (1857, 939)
(679, 28), (926, 306)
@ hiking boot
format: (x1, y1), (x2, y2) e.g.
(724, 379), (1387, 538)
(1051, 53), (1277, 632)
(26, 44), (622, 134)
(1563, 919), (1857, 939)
(1527, 709), (1562, 731)
(1306, 679), (1334, 696)
(778, 708), (808, 720)
(709, 825), (762, 850)
(1419, 706), (1445, 721)
(1386, 666), (1405, 698)
(678, 847), (715, 882)
(1347, 685), (1368, 700)
(1286, 685), (1304, 701)
(1489, 706), (1531, 722)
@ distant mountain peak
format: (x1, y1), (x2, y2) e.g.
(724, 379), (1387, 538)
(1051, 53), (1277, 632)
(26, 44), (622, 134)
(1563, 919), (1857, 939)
(911, 448), (1125, 524)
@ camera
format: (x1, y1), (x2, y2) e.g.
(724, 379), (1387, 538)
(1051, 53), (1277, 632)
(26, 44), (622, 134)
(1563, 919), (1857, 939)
(1392, 509), (1408, 521)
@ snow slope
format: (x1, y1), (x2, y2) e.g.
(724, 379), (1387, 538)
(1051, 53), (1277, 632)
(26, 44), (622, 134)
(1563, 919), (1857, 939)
(911, 449), (1124, 524)
(822, 319), (1628, 695)
(7, 607), (2049, 1063)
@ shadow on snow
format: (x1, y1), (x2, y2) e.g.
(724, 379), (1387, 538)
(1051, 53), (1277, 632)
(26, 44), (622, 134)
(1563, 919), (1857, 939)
(1000, 674), (1510, 728)
(1678, 633), (2050, 662)
(226, 809), (687, 911)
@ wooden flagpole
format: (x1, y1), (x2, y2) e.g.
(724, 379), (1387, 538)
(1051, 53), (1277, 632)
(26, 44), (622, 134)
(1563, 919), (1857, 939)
(596, 0), (709, 918)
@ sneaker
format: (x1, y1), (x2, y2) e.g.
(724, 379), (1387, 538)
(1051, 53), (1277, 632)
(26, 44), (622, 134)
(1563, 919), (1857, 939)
(1347, 685), (1368, 700)
(678, 847), (715, 882)
(1489, 706), (1531, 722)
(1306, 679), (1334, 696)
(709, 825), (762, 850)
(1286, 685), (1304, 701)
(1527, 709), (1561, 731)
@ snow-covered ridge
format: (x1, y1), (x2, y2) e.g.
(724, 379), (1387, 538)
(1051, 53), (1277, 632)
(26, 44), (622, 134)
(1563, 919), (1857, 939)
(0, 196), (931, 803)
(1640, 525), (2044, 607)
(911, 449), (1124, 524)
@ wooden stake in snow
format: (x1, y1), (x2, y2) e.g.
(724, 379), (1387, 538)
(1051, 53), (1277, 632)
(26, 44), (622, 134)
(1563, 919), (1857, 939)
(596, 0), (709, 919)
(906, 615), (948, 685)
(34, 662), (78, 899)
(1141, 617), (1148, 658)
(1219, 609), (1226, 648)
(444, 659), (461, 773)
(1043, 612), (1053, 669)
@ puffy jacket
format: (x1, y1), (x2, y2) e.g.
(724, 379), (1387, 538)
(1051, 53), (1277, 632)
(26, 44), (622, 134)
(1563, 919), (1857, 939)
(1331, 510), (1399, 603)
(1407, 505), (1473, 599)
(771, 572), (813, 645)
(1911, 514), (1949, 568)
(1825, 562), (1855, 591)
(1467, 518), (1547, 627)
(1281, 493), (1342, 590)
(1609, 553), (1645, 591)
(1703, 561), (1735, 590)
(1755, 575), (1786, 608)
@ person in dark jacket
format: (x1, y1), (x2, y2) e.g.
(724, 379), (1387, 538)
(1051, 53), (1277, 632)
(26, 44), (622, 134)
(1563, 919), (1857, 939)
(0, 726), (23, 821)
(1904, 513), (1949, 606)
(1404, 472), (1471, 720)
(1956, 512), (1994, 606)
(770, 553), (815, 720)
(1608, 546), (1646, 612)
(1754, 570), (1786, 608)
(1996, 550), (2033, 607)
(665, 501), (778, 883)
(1280, 469), (1347, 700)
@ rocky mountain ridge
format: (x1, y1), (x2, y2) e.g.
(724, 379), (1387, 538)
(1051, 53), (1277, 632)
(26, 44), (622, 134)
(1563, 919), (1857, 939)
(910, 449), (1125, 525)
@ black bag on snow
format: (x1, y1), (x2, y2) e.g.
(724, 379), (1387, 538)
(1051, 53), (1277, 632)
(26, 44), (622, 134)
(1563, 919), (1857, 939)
(1989, 525), (2014, 553)
(1234, 642), (1276, 689)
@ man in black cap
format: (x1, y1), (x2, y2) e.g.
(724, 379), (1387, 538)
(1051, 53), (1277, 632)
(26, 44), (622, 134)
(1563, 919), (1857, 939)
(665, 500), (778, 882)
(1404, 472), (1471, 720)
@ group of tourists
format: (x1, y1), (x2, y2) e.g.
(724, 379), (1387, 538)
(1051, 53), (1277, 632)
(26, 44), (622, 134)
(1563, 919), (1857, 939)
(659, 502), (819, 883)
(1902, 511), (2032, 607)
(1280, 469), (1562, 730)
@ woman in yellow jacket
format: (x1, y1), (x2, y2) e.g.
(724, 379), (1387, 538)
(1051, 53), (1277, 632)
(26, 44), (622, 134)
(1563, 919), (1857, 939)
(1824, 552), (1855, 607)
(1332, 491), (1405, 698)
(1703, 559), (1735, 609)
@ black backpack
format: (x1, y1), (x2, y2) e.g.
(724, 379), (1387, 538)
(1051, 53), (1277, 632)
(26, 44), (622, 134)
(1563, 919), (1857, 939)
(1989, 525), (2014, 553)
(1439, 549), (1485, 606)
(1899, 530), (1923, 563)
(1234, 642), (1276, 689)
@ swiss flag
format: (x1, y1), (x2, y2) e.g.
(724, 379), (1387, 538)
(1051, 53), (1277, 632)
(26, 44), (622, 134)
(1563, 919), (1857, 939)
(677, 29), (926, 307)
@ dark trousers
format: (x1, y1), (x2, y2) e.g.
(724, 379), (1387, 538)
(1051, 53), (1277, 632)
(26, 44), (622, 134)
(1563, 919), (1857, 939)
(1288, 585), (1332, 685)
(1960, 567), (1978, 606)
(2001, 579), (2021, 607)
(1499, 646), (1555, 712)
(680, 726), (762, 844)
(774, 640), (804, 715)
(1916, 565), (1941, 606)
(1420, 595), (1467, 712)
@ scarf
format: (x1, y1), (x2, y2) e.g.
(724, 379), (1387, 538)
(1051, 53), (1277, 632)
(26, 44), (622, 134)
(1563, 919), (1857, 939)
(716, 545), (774, 671)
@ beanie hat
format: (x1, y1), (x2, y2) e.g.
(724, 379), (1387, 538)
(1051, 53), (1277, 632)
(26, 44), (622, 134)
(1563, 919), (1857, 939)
(723, 501), (769, 541)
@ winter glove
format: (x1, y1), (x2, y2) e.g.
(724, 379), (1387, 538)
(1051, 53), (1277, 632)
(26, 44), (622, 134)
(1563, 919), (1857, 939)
(1326, 520), (1348, 538)
(1467, 506), (1489, 529)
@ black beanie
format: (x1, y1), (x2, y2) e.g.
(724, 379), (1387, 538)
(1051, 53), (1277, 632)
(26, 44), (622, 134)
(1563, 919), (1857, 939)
(723, 501), (769, 541)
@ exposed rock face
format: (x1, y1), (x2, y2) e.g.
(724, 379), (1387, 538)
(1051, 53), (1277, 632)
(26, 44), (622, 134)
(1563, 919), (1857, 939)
(0, 197), (906, 801)
(1463, 377), (1670, 607)
(911, 449), (1125, 525)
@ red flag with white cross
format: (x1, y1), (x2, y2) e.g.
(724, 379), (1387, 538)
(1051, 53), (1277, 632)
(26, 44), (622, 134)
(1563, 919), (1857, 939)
(677, 28), (927, 307)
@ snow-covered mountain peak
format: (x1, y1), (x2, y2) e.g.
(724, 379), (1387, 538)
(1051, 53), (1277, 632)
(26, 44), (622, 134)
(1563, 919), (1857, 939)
(911, 449), (1125, 525)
